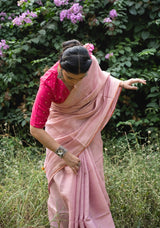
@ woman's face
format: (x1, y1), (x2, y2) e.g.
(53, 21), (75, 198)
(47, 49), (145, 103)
(61, 69), (87, 87)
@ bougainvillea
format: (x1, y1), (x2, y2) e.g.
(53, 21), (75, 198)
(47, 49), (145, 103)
(59, 3), (83, 23)
(0, 40), (9, 57)
(105, 52), (114, 59)
(54, 0), (69, 7)
(0, 0), (159, 139)
(109, 9), (117, 18)
(12, 10), (37, 26)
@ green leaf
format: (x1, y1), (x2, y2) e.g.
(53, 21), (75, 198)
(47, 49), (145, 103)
(138, 48), (156, 56)
(47, 24), (56, 30)
(135, 2), (142, 9)
(125, 47), (131, 52)
(147, 93), (159, 98)
(134, 25), (143, 33)
(129, 6), (137, 15)
(150, 86), (159, 93)
(125, 61), (132, 67)
(103, 0), (109, 6)
(141, 31), (150, 40)
(30, 37), (40, 44)
(146, 102), (159, 109)
(127, 1), (134, 6)
(38, 29), (46, 36)
(119, 50), (124, 54)
(21, 120), (26, 127)
(22, 45), (29, 51)
(138, 8), (145, 15)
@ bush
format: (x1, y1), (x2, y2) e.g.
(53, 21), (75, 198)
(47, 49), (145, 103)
(0, 0), (159, 139)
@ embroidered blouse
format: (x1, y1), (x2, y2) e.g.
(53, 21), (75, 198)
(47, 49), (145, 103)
(30, 61), (70, 128)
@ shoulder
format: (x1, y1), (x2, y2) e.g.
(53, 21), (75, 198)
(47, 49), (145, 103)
(40, 61), (59, 84)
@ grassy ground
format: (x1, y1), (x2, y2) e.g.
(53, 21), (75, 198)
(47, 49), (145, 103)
(0, 132), (159, 228)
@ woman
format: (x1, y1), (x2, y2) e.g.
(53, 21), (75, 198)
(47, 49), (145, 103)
(30, 39), (146, 228)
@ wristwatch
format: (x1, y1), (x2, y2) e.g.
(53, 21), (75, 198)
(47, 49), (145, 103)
(55, 145), (67, 158)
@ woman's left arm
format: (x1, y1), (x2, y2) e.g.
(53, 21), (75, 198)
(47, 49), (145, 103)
(120, 78), (146, 90)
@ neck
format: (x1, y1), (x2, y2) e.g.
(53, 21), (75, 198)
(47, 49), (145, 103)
(61, 78), (74, 91)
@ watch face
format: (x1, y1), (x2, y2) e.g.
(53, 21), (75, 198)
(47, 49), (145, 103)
(57, 149), (64, 157)
(56, 146), (67, 158)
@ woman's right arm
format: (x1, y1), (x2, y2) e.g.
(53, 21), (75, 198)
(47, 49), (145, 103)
(30, 125), (80, 174)
(30, 125), (60, 152)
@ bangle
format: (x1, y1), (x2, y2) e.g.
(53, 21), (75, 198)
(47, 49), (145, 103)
(55, 145), (67, 158)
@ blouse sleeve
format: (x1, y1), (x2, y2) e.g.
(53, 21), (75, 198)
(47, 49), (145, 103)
(30, 62), (70, 128)
(30, 80), (55, 128)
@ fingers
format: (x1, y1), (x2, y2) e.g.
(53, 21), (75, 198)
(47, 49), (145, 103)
(125, 78), (146, 90)
(71, 161), (81, 174)
(62, 151), (81, 174)
(129, 78), (146, 85)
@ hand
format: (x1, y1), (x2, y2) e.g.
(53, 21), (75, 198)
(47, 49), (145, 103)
(120, 78), (146, 90)
(62, 151), (81, 174)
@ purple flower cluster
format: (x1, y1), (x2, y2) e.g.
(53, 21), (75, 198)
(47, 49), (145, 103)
(105, 52), (113, 59)
(0, 11), (7, 22)
(54, 0), (69, 7)
(60, 3), (83, 24)
(0, 40), (9, 57)
(109, 9), (118, 19)
(0, 11), (13, 22)
(17, 0), (28, 7)
(12, 10), (37, 26)
(103, 17), (112, 23)
(103, 9), (117, 24)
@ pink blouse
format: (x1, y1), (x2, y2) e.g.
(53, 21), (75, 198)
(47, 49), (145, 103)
(30, 61), (70, 128)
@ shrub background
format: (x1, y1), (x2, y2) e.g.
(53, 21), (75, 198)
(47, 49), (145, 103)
(0, 0), (159, 140)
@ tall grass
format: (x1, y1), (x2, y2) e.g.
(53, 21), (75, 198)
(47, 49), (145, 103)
(0, 132), (159, 227)
(0, 136), (49, 228)
(103, 132), (160, 228)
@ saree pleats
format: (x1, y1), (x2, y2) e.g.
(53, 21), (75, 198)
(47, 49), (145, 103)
(48, 133), (115, 228)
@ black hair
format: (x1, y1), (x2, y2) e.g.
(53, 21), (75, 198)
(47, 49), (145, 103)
(60, 39), (92, 74)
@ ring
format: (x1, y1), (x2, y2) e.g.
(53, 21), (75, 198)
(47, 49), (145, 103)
(78, 162), (81, 167)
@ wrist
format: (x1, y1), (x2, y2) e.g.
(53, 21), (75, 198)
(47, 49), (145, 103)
(120, 81), (125, 88)
(55, 145), (68, 158)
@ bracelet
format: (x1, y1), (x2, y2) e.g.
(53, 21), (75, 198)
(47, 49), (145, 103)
(55, 145), (67, 158)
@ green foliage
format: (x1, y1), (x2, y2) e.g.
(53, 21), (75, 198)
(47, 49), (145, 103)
(0, 0), (160, 137)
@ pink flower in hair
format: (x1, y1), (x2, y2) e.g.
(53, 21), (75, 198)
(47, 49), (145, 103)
(83, 43), (94, 56)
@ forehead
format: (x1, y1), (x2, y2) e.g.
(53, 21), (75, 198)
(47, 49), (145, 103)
(63, 70), (86, 79)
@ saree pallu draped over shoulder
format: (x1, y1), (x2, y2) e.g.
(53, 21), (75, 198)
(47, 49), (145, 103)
(45, 55), (122, 228)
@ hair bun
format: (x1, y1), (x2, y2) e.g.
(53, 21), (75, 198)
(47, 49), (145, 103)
(60, 45), (92, 74)
(62, 39), (81, 52)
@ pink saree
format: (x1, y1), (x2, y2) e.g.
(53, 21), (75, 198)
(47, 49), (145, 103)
(44, 55), (121, 228)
